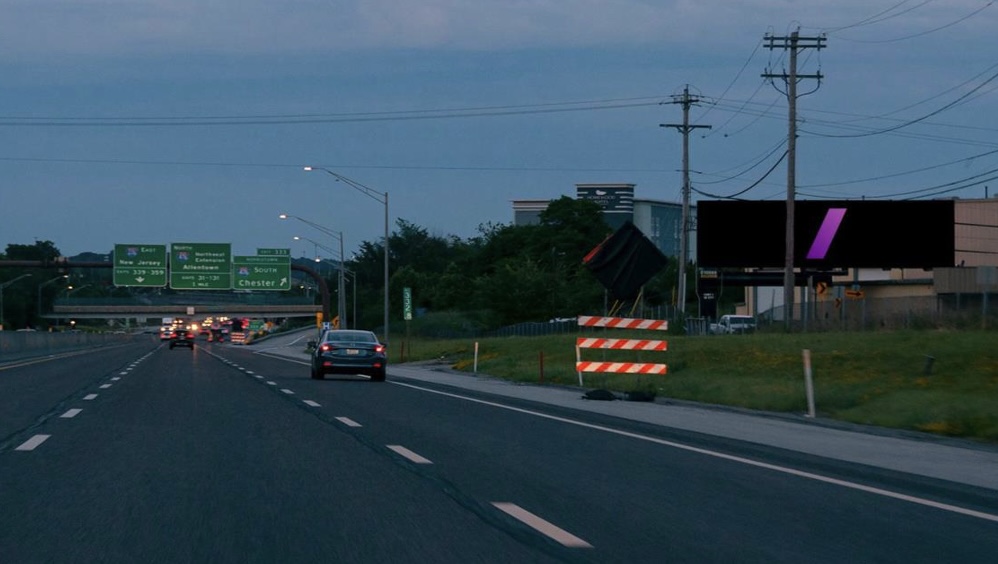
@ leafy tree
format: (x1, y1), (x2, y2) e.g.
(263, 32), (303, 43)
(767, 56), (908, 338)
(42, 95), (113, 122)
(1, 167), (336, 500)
(5, 240), (61, 262)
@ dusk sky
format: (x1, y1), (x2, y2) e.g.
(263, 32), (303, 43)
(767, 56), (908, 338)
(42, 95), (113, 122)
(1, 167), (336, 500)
(1, 1), (996, 260)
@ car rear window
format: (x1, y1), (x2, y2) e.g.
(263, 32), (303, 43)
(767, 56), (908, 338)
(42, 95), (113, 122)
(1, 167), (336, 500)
(323, 331), (376, 344)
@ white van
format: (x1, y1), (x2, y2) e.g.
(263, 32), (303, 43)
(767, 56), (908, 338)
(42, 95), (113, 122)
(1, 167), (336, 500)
(710, 315), (757, 334)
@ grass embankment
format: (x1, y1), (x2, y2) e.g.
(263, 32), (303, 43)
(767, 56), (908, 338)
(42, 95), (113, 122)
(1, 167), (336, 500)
(396, 330), (998, 443)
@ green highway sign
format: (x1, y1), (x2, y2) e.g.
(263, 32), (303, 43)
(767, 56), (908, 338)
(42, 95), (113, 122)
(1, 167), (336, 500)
(113, 244), (167, 287)
(170, 243), (232, 290)
(257, 248), (291, 256)
(232, 255), (291, 291)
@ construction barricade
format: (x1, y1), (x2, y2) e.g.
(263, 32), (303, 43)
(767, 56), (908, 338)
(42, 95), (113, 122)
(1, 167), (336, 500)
(575, 315), (668, 386)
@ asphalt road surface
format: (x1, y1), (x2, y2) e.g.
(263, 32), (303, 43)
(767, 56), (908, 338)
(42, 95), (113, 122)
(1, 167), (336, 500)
(1, 334), (996, 563)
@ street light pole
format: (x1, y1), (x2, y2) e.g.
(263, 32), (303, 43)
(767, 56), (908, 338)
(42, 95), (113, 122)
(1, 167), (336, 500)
(310, 250), (358, 331)
(293, 235), (357, 329)
(1, 273), (34, 330)
(36, 274), (67, 322)
(281, 214), (348, 329)
(38, 274), (69, 322)
(304, 166), (390, 341)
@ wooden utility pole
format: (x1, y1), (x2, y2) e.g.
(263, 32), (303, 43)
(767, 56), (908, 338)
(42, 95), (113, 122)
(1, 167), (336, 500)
(661, 85), (710, 320)
(762, 31), (826, 330)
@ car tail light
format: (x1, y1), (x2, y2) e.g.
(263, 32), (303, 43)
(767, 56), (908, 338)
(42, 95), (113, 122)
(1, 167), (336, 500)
(374, 344), (385, 353)
(320, 344), (333, 352)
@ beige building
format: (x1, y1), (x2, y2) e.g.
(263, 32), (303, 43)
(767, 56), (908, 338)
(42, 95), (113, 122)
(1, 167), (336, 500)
(744, 198), (998, 324)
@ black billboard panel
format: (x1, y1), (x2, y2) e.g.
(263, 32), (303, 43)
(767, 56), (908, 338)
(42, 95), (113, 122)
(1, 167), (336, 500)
(697, 200), (955, 269)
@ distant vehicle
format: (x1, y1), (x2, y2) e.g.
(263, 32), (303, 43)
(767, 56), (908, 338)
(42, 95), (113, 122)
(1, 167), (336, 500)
(309, 329), (387, 382)
(169, 328), (195, 349)
(710, 314), (757, 335)
(159, 327), (174, 341)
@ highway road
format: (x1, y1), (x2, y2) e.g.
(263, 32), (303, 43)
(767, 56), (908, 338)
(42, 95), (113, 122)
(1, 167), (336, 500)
(1, 334), (996, 563)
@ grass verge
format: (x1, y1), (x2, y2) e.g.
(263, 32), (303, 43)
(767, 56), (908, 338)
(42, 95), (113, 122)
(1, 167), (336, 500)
(395, 329), (998, 444)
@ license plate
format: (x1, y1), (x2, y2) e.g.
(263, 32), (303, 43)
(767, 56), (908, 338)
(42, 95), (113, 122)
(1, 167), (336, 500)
(346, 349), (360, 355)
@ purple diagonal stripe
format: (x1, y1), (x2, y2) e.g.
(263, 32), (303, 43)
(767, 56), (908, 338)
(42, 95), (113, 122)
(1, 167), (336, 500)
(807, 208), (847, 260)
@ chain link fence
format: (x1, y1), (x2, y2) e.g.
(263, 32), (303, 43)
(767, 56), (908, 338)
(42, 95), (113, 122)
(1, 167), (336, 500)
(759, 294), (998, 332)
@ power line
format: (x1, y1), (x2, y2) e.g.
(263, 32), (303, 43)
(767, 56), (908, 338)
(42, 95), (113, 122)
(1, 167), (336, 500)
(0, 97), (666, 127)
(819, 0), (934, 34)
(0, 155), (670, 174)
(832, 1), (993, 43)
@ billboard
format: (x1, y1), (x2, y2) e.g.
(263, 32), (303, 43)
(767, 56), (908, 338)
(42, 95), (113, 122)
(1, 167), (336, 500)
(697, 200), (955, 269)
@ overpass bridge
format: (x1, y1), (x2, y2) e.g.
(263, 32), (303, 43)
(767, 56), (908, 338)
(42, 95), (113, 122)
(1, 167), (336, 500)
(3, 259), (332, 323)
(50, 294), (322, 320)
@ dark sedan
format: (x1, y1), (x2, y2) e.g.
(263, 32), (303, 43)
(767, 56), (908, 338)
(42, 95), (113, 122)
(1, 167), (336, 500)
(310, 329), (387, 382)
(169, 328), (195, 349)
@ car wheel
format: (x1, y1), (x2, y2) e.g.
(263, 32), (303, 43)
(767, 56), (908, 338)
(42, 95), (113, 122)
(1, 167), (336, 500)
(370, 369), (386, 382)
(310, 367), (322, 380)
(169, 343), (175, 349)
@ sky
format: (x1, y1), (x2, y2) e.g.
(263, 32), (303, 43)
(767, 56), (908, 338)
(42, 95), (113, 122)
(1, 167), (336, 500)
(1, 0), (996, 260)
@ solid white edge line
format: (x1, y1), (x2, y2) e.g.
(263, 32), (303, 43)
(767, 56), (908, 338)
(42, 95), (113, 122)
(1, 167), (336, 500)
(335, 416), (361, 427)
(60, 409), (82, 418)
(391, 381), (998, 524)
(493, 502), (593, 548)
(15, 435), (51, 451)
(387, 444), (433, 464)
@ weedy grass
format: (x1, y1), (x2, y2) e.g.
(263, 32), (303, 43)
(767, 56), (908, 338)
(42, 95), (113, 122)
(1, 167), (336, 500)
(397, 329), (998, 443)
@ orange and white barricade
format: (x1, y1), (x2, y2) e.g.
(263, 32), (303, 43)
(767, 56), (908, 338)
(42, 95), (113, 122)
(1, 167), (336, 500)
(575, 316), (668, 385)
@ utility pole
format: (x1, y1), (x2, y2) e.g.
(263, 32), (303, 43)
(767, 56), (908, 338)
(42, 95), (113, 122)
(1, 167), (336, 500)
(661, 85), (710, 321)
(762, 30), (826, 331)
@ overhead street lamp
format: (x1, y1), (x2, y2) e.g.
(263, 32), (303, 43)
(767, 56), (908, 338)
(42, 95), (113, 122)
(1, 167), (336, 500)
(65, 284), (91, 297)
(280, 213), (347, 329)
(304, 166), (390, 341)
(299, 236), (358, 330)
(36, 274), (68, 319)
(1, 273), (33, 330)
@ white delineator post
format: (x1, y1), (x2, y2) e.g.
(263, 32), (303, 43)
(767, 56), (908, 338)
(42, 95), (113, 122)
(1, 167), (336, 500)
(803, 349), (816, 418)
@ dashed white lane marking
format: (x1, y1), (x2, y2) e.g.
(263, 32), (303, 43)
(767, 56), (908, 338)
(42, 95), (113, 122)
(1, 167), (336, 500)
(387, 445), (432, 464)
(254, 375), (263, 379)
(83, 394), (98, 400)
(111, 377), (121, 381)
(119, 371), (128, 375)
(303, 400), (321, 407)
(60, 409), (83, 419)
(246, 371), (255, 375)
(335, 416), (361, 427)
(394, 382), (998, 525)
(493, 503), (593, 548)
(99, 384), (112, 389)
(266, 381), (276, 386)
(15, 435), (50, 451)
(281, 389), (294, 395)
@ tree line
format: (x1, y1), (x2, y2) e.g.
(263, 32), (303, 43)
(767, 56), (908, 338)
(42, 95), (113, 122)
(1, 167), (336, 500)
(1, 197), (704, 333)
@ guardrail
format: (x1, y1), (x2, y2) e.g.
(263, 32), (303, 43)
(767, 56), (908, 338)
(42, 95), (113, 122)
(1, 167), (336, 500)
(0, 331), (145, 363)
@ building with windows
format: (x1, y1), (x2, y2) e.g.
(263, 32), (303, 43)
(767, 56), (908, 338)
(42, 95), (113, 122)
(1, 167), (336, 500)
(512, 183), (692, 259)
